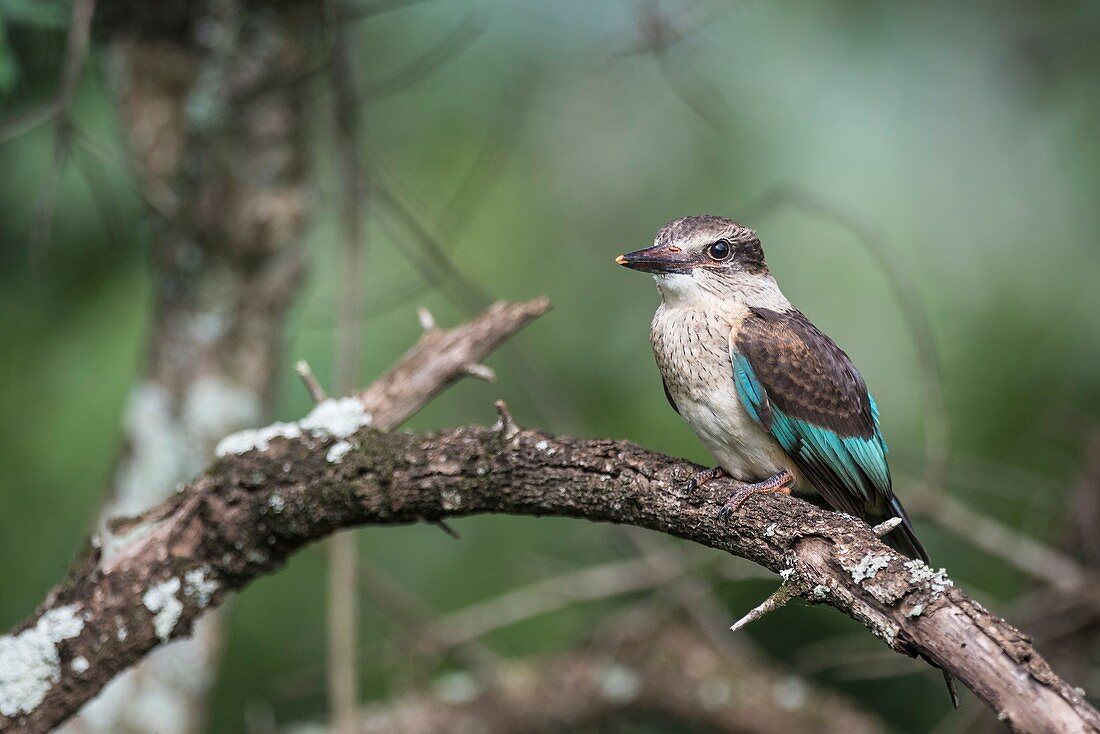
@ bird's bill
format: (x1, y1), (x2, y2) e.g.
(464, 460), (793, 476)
(615, 244), (694, 274)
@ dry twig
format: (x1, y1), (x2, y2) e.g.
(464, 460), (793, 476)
(29, 0), (97, 267)
(326, 9), (371, 727)
(338, 616), (884, 734)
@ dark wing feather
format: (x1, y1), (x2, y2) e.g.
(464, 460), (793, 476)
(732, 307), (928, 562)
(662, 376), (680, 415)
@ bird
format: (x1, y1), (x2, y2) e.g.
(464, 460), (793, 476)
(617, 215), (958, 706)
(616, 214), (928, 561)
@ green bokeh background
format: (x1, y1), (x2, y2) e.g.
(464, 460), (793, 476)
(3, 1), (1100, 731)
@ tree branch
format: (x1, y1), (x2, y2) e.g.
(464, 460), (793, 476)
(329, 616), (884, 734)
(1, 299), (1096, 734)
(358, 299), (550, 430)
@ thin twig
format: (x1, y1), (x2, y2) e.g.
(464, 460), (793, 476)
(341, 0), (439, 20)
(372, 177), (490, 312)
(412, 551), (715, 656)
(911, 485), (1092, 597)
(29, 0), (98, 269)
(363, 18), (484, 99)
(729, 578), (800, 632)
(0, 99), (61, 145)
(71, 125), (180, 218)
(326, 5), (370, 729)
(295, 360), (329, 403)
(623, 527), (755, 659)
(610, 0), (733, 133)
(493, 400), (520, 440)
(872, 517), (904, 537)
(324, 616), (885, 734)
(441, 71), (535, 236)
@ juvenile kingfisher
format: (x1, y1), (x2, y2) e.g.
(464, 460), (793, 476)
(617, 215), (928, 562)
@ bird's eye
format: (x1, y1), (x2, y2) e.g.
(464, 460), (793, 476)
(707, 240), (732, 261)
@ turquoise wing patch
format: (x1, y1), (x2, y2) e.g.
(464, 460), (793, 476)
(732, 352), (769, 427)
(732, 350), (890, 507)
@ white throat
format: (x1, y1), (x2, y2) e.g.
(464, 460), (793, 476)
(653, 271), (790, 311)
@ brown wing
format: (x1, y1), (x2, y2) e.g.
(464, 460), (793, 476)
(734, 307), (927, 562)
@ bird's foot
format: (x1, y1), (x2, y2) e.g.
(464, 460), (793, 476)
(716, 470), (795, 522)
(682, 466), (727, 493)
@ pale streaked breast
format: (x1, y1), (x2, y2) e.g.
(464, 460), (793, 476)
(649, 302), (803, 484)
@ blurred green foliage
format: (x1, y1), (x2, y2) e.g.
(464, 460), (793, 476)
(3, 1), (1100, 731)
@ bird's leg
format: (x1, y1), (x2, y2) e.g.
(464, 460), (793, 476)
(717, 470), (795, 522)
(682, 466), (728, 492)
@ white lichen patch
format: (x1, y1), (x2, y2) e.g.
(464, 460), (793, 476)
(904, 559), (954, 594)
(433, 671), (480, 704)
(112, 383), (188, 516)
(245, 550), (269, 565)
(187, 310), (228, 345)
(0, 604), (84, 716)
(71, 656), (90, 674)
(38, 607), (84, 641)
(77, 615), (221, 732)
(810, 584), (830, 601)
(763, 523), (777, 537)
(851, 552), (893, 583)
(267, 491), (286, 513)
(182, 375), (262, 449)
(110, 377), (262, 522)
(215, 397), (373, 458)
(599, 664), (641, 703)
(875, 621), (901, 646)
(326, 440), (354, 464)
(299, 397), (372, 439)
(215, 421), (301, 457)
(906, 603), (925, 618)
(440, 489), (463, 511)
(771, 676), (807, 711)
(143, 578), (183, 642)
(698, 678), (732, 709)
(184, 567), (219, 608)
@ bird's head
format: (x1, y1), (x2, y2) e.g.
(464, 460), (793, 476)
(616, 215), (771, 304)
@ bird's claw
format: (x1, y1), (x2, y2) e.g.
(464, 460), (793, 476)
(682, 466), (727, 493)
(716, 470), (794, 521)
(716, 502), (735, 524)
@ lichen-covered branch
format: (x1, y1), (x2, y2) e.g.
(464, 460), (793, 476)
(0, 297), (548, 731)
(4, 409), (1099, 732)
(0, 296), (1094, 733)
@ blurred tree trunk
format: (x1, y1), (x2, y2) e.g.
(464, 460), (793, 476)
(63, 1), (318, 731)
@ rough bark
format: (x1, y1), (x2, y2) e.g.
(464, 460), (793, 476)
(60, 1), (320, 731)
(4, 416), (1099, 732)
(316, 617), (884, 734)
